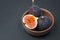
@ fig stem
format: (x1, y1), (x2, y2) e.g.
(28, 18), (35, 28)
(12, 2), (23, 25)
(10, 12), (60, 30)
(36, 17), (38, 20)
(32, 0), (34, 6)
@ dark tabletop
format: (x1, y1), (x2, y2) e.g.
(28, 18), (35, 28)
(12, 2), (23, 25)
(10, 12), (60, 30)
(0, 0), (60, 40)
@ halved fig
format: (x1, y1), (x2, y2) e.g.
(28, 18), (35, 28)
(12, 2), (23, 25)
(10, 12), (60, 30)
(22, 14), (37, 29)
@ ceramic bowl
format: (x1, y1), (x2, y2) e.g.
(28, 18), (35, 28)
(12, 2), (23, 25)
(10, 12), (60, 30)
(22, 8), (54, 36)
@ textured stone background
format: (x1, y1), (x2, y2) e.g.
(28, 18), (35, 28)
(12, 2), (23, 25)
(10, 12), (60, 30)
(0, 0), (60, 40)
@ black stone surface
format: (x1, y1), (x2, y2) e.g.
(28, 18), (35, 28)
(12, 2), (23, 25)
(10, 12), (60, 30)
(0, 0), (60, 40)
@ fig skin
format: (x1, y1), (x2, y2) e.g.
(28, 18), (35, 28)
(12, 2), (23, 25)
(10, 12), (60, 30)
(37, 16), (51, 31)
(28, 5), (42, 17)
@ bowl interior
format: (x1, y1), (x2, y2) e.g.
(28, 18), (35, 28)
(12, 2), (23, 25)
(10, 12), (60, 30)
(22, 8), (54, 33)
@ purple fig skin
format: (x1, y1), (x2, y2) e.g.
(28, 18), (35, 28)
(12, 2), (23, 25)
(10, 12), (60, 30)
(28, 5), (42, 17)
(37, 16), (51, 31)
